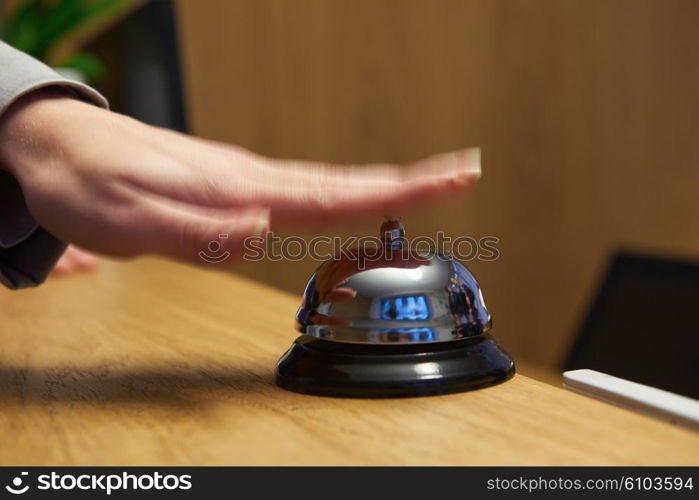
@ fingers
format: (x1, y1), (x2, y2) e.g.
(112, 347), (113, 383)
(120, 139), (480, 228)
(131, 197), (270, 265)
(148, 142), (478, 224)
(52, 245), (98, 276)
(227, 148), (482, 226)
(262, 148), (481, 191)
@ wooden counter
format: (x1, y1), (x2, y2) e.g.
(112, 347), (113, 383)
(1, 258), (697, 465)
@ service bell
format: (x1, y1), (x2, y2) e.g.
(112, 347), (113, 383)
(275, 218), (514, 397)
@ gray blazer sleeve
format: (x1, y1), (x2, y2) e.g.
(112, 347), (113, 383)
(0, 41), (108, 289)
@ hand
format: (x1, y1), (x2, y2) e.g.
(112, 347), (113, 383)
(0, 88), (481, 265)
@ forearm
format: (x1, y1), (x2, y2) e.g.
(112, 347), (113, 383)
(0, 41), (108, 288)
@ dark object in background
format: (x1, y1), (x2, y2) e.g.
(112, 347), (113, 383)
(87, 0), (187, 131)
(119, 0), (187, 132)
(564, 253), (699, 399)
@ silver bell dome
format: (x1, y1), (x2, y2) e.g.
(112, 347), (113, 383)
(296, 218), (492, 344)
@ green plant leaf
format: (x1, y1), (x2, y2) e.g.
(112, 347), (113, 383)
(57, 50), (105, 82)
(4, 0), (42, 57)
(4, 0), (129, 62)
(39, 0), (128, 57)
(33, 0), (84, 61)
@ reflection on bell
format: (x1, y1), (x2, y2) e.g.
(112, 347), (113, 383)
(275, 218), (515, 398)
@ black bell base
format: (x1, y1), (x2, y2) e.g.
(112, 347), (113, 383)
(275, 334), (515, 398)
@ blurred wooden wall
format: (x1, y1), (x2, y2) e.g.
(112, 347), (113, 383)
(175, 0), (699, 367)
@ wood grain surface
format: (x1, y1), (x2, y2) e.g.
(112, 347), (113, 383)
(1, 258), (697, 465)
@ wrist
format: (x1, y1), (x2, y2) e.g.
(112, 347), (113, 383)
(0, 87), (83, 178)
